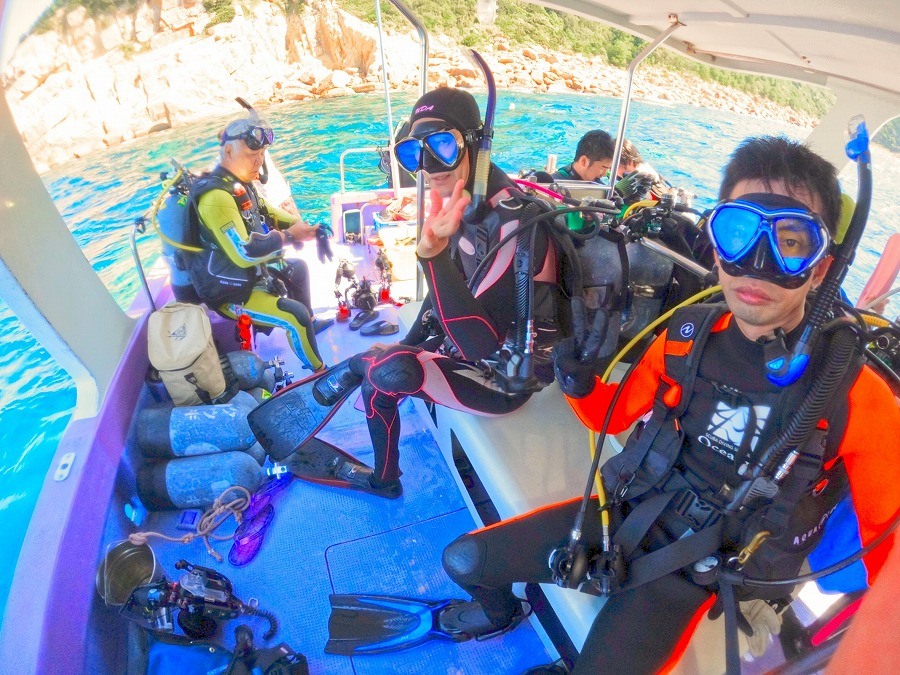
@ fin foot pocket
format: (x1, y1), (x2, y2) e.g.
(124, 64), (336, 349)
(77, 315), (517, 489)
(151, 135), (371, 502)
(325, 595), (527, 656)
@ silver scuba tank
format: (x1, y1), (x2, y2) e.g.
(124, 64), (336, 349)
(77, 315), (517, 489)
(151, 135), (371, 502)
(136, 451), (264, 510)
(136, 396), (257, 459)
(621, 242), (675, 341)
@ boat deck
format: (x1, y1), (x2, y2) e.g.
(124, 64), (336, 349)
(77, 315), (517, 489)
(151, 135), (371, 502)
(89, 231), (554, 673)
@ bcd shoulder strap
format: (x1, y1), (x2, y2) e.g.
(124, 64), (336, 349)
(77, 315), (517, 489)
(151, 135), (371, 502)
(600, 302), (730, 500)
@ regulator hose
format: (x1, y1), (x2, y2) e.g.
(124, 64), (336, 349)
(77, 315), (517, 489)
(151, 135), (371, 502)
(755, 322), (861, 475)
(243, 603), (279, 641)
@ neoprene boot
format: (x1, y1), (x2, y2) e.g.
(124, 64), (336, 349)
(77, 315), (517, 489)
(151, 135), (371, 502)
(329, 457), (402, 500)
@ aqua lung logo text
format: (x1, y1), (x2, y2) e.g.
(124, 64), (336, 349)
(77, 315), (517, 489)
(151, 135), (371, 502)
(698, 401), (770, 462)
(793, 504), (838, 547)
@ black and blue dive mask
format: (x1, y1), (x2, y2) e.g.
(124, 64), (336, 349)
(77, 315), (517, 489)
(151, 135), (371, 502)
(706, 192), (831, 289)
(222, 119), (274, 151)
(394, 122), (480, 174)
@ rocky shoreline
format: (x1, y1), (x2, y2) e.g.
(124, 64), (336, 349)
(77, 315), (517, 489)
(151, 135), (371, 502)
(2, 0), (816, 173)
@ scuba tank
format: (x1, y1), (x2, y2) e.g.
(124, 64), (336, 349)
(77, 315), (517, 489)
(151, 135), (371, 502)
(620, 242), (675, 342)
(137, 451), (264, 510)
(154, 166), (202, 304)
(137, 392), (258, 459)
(225, 350), (277, 392)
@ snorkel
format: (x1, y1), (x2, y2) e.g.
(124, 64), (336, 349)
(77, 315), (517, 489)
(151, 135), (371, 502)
(765, 116), (872, 386)
(235, 96), (271, 184)
(461, 48), (496, 221)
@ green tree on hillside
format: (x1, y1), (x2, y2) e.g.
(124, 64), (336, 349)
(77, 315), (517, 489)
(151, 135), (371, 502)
(339, 0), (835, 118)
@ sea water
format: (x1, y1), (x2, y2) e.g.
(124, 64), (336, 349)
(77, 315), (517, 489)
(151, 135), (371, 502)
(1, 91), (898, 624)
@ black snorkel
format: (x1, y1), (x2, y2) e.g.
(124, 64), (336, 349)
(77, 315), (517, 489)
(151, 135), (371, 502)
(461, 48), (496, 222)
(765, 116), (872, 386)
(235, 96), (269, 184)
(460, 48), (540, 393)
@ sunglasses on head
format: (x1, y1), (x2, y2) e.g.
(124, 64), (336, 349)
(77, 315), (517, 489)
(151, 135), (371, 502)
(707, 198), (831, 285)
(222, 124), (274, 151)
(394, 128), (480, 174)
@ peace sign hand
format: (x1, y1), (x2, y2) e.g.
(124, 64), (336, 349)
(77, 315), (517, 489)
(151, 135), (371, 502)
(416, 180), (471, 259)
(553, 296), (617, 398)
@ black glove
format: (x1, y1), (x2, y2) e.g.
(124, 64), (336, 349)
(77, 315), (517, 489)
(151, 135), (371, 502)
(614, 171), (655, 203)
(316, 224), (333, 264)
(553, 297), (615, 398)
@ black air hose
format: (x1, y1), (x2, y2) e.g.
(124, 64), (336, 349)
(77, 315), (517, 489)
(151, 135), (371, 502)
(243, 604), (278, 641)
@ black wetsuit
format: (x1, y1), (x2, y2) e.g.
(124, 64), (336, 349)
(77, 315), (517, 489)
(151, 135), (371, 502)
(347, 165), (563, 486)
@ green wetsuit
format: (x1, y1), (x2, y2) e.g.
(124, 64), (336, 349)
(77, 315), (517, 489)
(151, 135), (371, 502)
(195, 168), (324, 370)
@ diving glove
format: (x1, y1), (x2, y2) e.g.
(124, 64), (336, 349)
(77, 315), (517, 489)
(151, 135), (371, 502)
(316, 224), (334, 263)
(553, 297), (617, 398)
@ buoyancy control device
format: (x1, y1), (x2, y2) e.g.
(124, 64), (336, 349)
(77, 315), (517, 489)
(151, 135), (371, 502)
(150, 160), (265, 307)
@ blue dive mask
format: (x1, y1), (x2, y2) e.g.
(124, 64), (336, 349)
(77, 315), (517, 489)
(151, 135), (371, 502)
(394, 124), (480, 174)
(707, 193), (831, 289)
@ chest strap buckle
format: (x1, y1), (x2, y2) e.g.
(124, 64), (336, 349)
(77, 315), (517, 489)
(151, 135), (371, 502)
(672, 489), (721, 531)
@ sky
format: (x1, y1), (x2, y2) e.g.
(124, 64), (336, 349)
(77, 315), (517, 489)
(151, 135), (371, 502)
(0, 0), (51, 68)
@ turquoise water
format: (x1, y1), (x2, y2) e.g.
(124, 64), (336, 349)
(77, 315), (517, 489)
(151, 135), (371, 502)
(1, 91), (898, 625)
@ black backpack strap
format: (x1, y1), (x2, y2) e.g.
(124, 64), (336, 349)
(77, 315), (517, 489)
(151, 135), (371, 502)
(662, 303), (730, 417)
(186, 170), (234, 247)
(600, 303), (729, 498)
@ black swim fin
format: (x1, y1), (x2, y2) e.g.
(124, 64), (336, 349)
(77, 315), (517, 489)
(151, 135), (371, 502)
(281, 438), (401, 499)
(248, 357), (362, 461)
(325, 594), (523, 656)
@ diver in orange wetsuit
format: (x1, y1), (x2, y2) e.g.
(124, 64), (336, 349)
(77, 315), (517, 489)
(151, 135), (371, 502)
(442, 136), (900, 675)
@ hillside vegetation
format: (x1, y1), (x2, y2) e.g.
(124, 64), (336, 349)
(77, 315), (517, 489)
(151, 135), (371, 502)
(26, 0), (900, 148)
(341, 0), (835, 117)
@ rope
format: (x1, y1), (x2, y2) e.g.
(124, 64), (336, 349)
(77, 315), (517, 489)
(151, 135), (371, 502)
(128, 485), (252, 562)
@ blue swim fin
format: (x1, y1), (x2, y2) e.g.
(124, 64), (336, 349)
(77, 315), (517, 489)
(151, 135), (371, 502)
(248, 357), (361, 461)
(325, 594), (506, 656)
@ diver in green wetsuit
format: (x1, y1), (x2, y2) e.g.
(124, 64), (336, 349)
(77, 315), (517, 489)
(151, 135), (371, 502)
(551, 129), (615, 182)
(187, 114), (333, 372)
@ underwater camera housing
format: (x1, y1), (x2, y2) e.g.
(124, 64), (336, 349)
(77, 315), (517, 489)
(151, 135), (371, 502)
(119, 559), (277, 640)
(349, 278), (378, 312)
(333, 257), (383, 312)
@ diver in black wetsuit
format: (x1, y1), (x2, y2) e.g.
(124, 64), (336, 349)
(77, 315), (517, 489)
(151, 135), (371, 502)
(328, 87), (567, 497)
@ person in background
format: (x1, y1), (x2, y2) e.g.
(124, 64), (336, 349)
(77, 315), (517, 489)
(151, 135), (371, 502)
(616, 137), (669, 200)
(552, 129), (615, 182)
(187, 112), (334, 371)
